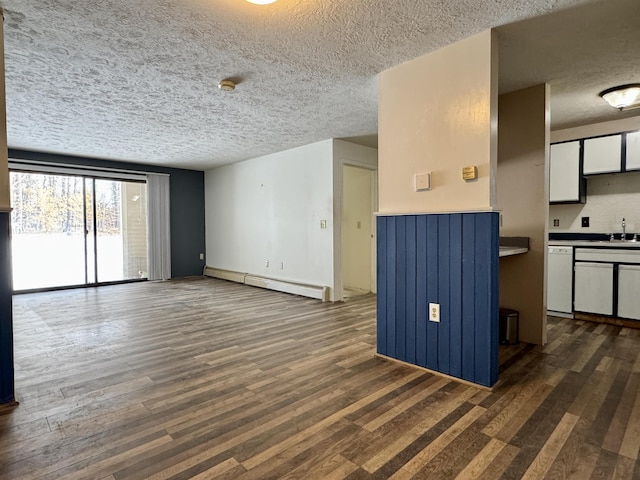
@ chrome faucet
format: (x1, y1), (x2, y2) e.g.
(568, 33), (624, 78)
(622, 217), (626, 240)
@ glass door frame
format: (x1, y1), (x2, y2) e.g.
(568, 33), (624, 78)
(9, 166), (149, 294)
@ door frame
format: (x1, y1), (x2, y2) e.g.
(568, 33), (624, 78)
(8, 167), (148, 293)
(333, 158), (378, 302)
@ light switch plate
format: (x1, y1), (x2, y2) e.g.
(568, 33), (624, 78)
(415, 173), (431, 191)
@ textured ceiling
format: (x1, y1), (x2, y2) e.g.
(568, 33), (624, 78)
(497, 0), (640, 130)
(1, 0), (637, 170)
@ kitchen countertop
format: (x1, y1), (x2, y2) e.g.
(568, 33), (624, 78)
(499, 246), (529, 257)
(549, 240), (640, 248)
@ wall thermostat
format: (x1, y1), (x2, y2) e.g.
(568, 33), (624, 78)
(462, 166), (478, 181)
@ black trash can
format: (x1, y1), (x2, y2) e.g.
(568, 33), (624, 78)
(499, 308), (519, 345)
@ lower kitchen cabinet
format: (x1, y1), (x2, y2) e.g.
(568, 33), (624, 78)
(618, 265), (640, 320)
(574, 262), (613, 315)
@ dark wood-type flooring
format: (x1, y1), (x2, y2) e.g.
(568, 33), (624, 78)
(2, 277), (640, 479)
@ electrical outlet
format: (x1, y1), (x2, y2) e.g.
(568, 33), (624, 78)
(581, 216), (589, 227)
(320, 220), (327, 229)
(279, 262), (283, 270)
(429, 303), (440, 322)
(553, 219), (560, 227)
(265, 260), (269, 267)
(199, 253), (204, 260)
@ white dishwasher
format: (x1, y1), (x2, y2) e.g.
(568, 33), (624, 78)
(547, 246), (573, 314)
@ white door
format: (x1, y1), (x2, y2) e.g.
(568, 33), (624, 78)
(342, 165), (374, 295)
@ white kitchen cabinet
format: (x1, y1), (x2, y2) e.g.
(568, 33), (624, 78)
(575, 248), (640, 264)
(626, 131), (640, 171)
(583, 134), (622, 175)
(574, 262), (613, 315)
(618, 265), (640, 320)
(550, 141), (583, 203)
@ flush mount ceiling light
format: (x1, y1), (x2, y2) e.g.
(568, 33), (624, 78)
(246, 0), (277, 4)
(599, 84), (640, 111)
(218, 79), (236, 92)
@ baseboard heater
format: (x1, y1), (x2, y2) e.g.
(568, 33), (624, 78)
(204, 267), (329, 302)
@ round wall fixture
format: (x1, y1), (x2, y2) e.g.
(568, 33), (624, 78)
(218, 80), (236, 92)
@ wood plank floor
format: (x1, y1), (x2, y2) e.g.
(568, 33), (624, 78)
(2, 276), (640, 479)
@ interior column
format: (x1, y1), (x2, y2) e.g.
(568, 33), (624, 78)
(377, 30), (500, 387)
(497, 84), (550, 345)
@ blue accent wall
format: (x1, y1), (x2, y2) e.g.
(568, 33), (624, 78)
(0, 212), (15, 404)
(8, 150), (206, 278)
(377, 212), (499, 387)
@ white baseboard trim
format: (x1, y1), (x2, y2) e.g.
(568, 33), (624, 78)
(547, 311), (574, 319)
(204, 267), (329, 302)
(203, 267), (246, 284)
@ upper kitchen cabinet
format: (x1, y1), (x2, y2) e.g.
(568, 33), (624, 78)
(626, 131), (640, 171)
(550, 141), (585, 203)
(583, 134), (622, 175)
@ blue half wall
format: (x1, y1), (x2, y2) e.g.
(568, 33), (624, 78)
(377, 212), (499, 387)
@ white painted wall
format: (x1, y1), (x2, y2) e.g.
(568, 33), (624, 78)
(549, 171), (640, 234)
(205, 140), (336, 298)
(333, 140), (378, 169)
(342, 165), (373, 292)
(550, 116), (640, 235)
(378, 30), (498, 214)
(551, 116), (640, 143)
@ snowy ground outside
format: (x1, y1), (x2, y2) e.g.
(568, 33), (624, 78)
(12, 233), (126, 290)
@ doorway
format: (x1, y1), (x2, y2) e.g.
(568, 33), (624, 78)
(10, 170), (148, 291)
(341, 165), (375, 298)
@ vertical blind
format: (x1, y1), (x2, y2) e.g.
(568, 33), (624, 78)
(146, 173), (171, 280)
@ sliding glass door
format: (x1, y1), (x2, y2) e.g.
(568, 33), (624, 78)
(10, 172), (86, 290)
(10, 171), (148, 291)
(95, 179), (148, 282)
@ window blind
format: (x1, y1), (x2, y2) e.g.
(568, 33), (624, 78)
(146, 173), (171, 280)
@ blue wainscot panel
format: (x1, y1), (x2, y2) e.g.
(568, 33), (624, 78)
(376, 212), (499, 388)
